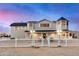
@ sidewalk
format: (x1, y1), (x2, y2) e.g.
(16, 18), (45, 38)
(0, 47), (79, 56)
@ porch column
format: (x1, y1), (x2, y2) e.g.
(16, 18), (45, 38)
(47, 37), (51, 48)
(41, 37), (44, 47)
(15, 38), (17, 47)
(30, 30), (35, 47)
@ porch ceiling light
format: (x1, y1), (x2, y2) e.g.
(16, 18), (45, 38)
(30, 30), (35, 33)
(57, 30), (62, 35)
(30, 30), (33, 33)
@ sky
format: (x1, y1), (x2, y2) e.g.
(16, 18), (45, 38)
(0, 3), (79, 32)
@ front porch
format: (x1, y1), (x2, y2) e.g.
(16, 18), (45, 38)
(25, 30), (73, 40)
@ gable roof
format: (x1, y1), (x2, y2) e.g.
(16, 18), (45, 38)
(39, 19), (51, 22)
(57, 17), (69, 22)
(10, 23), (27, 26)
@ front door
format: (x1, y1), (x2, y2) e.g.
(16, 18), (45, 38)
(42, 33), (47, 39)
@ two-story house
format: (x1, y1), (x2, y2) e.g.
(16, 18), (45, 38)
(10, 17), (74, 40)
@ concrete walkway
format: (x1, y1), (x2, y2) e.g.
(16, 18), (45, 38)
(0, 47), (79, 56)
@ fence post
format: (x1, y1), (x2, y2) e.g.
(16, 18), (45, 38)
(15, 38), (17, 47)
(57, 35), (61, 47)
(31, 37), (35, 47)
(65, 39), (68, 47)
(47, 37), (51, 48)
(41, 38), (44, 47)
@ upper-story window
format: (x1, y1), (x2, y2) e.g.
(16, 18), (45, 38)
(57, 20), (66, 25)
(58, 21), (61, 24)
(61, 20), (66, 25)
(29, 23), (33, 27)
(40, 23), (49, 27)
(15, 26), (18, 30)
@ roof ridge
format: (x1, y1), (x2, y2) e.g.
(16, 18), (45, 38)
(57, 17), (69, 21)
(39, 19), (51, 22)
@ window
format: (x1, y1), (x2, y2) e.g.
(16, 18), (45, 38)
(15, 26), (18, 30)
(29, 23), (33, 27)
(69, 33), (72, 36)
(40, 23), (49, 27)
(58, 21), (61, 24)
(61, 20), (66, 25)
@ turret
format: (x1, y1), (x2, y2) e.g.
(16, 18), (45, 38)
(56, 17), (69, 31)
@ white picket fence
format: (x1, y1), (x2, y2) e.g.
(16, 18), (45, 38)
(0, 38), (79, 47)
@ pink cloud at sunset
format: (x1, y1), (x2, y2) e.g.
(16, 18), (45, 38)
(0, 10), (29, 26)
